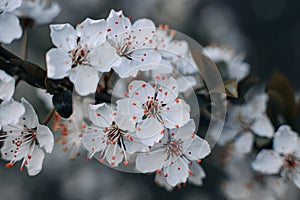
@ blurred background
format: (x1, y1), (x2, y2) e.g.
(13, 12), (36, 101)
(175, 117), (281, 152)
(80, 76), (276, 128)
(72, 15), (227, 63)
(2, 0), (300, 199)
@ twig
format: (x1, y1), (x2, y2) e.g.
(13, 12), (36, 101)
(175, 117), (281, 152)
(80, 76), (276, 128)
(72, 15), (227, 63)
(42, 108), (56, 125)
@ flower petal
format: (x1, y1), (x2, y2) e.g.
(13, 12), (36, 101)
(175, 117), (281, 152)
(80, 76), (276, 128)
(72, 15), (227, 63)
(188, 162), (206, 186)
(273, 125), (298, 155)
(0, 0), (22, 12)
(76, 18), (106, 47)
(234, 132), (254, 154)
(0, 100), (24, 128)
(0, 13), (22, 44)
(69, 66), (100, 96)
(252, 115), (274, 138)
(0, 70), (15, 101)
(106, 9), (131, 39)
(89, 44), (121, 73)
(292, 169), (300, 189)
(184, 135), (211, 161)
(136, 117), (164, 146)
(36, 124), (54, 153)
(156, 77), (178, 104)
(20, 98), (39, 128)
(136, 149), (167, 173)
(173, 119), (195, 148)
(161, 99), (190, 129)
(128, 80), (155, 104)
(165, 158), (189, 186)
(46, 48), (72, 79)
(26, 146), (45, 176)
(154, 173), (174, 192)
(50, 23), (77, 51)
(88, 103), (113, 128)
(252, 150), (283, 174)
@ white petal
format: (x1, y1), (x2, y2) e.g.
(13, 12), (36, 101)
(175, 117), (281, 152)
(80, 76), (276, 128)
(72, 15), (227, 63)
(161, 100), (190, 129)
(106, 9), (131, 39)
(217, 125), (239, 146)
(292, 169), (300, 189)
(234, 132), (254, 154)
(104, 144), (124, 167)
(50, 23), (77, 51)
(136, 117), (164, 146)
(130, 49), (161, 71)
(165, 158), (189, 186)
(36, 124), (54, 153)
(112, 58), (136, 78)
(0, 13), (22, 44)
(252, 115), (274, 138)
(88, 103), (113, 128)
(0, 70), (15, 101)
(245, 93), (268, 118)
(0, 0), (22, 12)
(293, 140), (300, 159)
(123, 136), (148, 154)
(131, 18), (156, 49)
(1, 136), (26, 161)
(26, 146), (45, 176)
(0, 100), (24, 127)
(20, 98), (39, 128)
(128, 80), (155, 104)
(156, 77), (178, 104)
(154, 173), (174, 192)
(81, 129), (106, 154)
(76, 18), (106, 47)
(115, 112), (135, 132)
(184, 135), (211, 160)
(172, 119), (195, 148)
(69, 66), (99, 96)
(188, 162), (206, 186)
(46, 48), (72, 79)
(136, 149), (167, 173)
(252, 150), (283, 174)
(273, 125), (298, 154)
(89, 45), (121, 72)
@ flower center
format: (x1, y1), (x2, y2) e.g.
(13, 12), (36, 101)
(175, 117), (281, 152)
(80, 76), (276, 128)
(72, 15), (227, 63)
(70, 46), (89, 67)
(283, 154), (299, 170)
(165, 139), (183, 158)
(142, 100), (162, 121)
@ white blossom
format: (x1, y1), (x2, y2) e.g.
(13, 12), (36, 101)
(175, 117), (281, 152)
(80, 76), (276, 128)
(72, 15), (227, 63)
(220, 93), (274, 154)
(204, 46), (250, 81)
(82, 103), (147, 167)
(252, 125), (300, 189)
(106, 9), (161, 78)
(136, 120), (210, 187)
(0, 98), (54, 176)
(117, 76), (190, 146)
(0, 70), (25, 129)
(46, 18), (120, 96)
(15, 0), (61, 24)
(0, 0), (22, 44)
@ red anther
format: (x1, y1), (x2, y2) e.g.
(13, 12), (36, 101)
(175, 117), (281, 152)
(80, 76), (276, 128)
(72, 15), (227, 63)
(191, 133), (195, 138)
(171, 132), (175, 136)
(134, 91), (139, 95)
(28, 155), (32, 160)
(175, 125), (179, 129)
(107, 28), (111, 32)
(132, 116), (137, 120)
(112, 156), (116, 160)
(86, 157), (91, 161)
(142, 83), (146, 88)
(114, 21), (119, 24)
(96, 113), (101, 116)
(100, 159), (105, 163)
(110, 162), (115, 166)
(161, 129), (165, 134)
(175, 98), (179, 103)
(124, 161), (129, 166)
(164, 173), (168, 177)
(82, 124), (86, 129)
(189, 170), (193, 175)
(20, 166), (24, 172)
(197, 159), (202, 163)
(157, 169), (161, 174)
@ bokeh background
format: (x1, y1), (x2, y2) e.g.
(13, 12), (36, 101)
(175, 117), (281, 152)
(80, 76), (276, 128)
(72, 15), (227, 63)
(2, 0), (300, 199)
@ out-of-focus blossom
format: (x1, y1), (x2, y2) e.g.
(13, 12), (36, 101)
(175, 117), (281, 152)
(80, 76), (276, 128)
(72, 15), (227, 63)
(223, 152), (289, 200)
(0, 0), (22, 44)
(82, 103), (147, 167)
(106, 9), (161, 78)
(252, 125), (300, 189)
(0, 99), (54, 176)
(0, 70), (25, 129)
(204, 46), (250, 81)
(219, 93), (274, 154)
(46, 18), (120, 95)
(15, 0), (61, 24)
(117, 77), (190, 146)
(136, 120), (210, 187)
(35, 89), (53, 110)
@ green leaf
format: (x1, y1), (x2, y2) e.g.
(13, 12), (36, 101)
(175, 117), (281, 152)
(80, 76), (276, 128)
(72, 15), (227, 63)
(52, 90), (73, 118)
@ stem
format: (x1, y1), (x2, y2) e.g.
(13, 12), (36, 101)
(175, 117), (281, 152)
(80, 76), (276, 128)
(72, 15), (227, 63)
(21, 27), (28, 60)
(42, 108), (56, 125)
